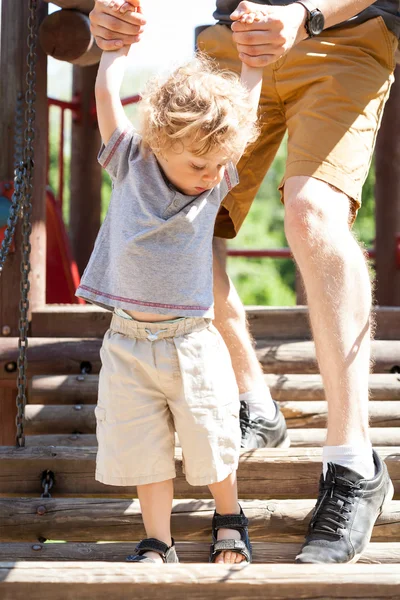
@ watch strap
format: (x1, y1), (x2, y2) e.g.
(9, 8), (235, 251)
(296, 0), (318, 14)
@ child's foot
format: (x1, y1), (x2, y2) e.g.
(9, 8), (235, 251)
(214, 528), (246, 564)
(209, 507), (252, 564)
(126, 538), (179, 563)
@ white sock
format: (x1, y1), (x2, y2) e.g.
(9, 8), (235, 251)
(322, 444), (375, 480)
(239, 386), (277, 421)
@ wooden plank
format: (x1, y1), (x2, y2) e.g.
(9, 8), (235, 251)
(2, 338), (400, 378)
(42, 0), (95, 14)
(26, 434), (98, 446)
(24, 428), (400, 448)
(29, 374), (99, 404)
(70, 63), (102, 274)
(1, 497), (398, 543)
(1, 541), (400, 564)
(23, 401), (400, 434)
(256, 339), (400, 375)
(31, 305), (400, 340)
(288, 428), (400, 447)
(0, 447), (399, 499)
(24, 404), (96, 434)
(375, 66), (400, 306)
(0, 0), (48, 446)
(39, 10), (101, 65)
(29, 373), (400, 404)
(0, 388), (16, 446)
(265, 373), (400, 401)
(1, 563), (400, 600)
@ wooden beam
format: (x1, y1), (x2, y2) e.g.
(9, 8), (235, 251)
(22, 401), (400, 434)
(30, 305), (400, 340)
(0, 541), (400, 564)
(23, 427), (400, 448)
(43, 0), (95, 14)
(28, 373), (400, 404)
(0, 0), (48, 447)
(69, 63), (102, 274)
(375, 65), (400, 306)
(1, 562), (400, 600)
(29, 374), (99, 404)
(1, 497), (398, 543)
(2, 338), (400, 378)
(0, 446), (398, 499)
(39, 10), (101, 66)
(264, 373), (400, 401)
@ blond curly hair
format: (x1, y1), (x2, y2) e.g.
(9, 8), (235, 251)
(138, 53), (259, 161)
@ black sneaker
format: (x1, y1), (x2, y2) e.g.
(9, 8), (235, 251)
(295, 450), (394, 564)
(239, 400), (290, 449)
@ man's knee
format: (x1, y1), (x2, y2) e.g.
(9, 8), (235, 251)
(283, 176), (354, 246)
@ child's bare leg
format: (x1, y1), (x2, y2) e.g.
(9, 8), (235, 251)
(137, 479), (174, 563)
(208, 472), (244, 564)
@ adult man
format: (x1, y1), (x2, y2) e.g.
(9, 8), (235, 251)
(89, 0), (398, 564)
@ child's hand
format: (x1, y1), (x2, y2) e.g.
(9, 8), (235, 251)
(107, 0), (143, 15)
(231, 2), (264, 24)
(237, 10), (263, 24)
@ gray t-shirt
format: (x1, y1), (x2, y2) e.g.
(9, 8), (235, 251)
(214, 1), (400, 37)
(76, 125), (239, 318)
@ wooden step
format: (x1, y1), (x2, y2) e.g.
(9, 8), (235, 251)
(1, 498), (398, 543)
(24, 427), (400, 448)
(2, 338), (400, 378)
(264, 373), (400, 401)
(1, 447), (399, 499)
(31, 305), (400, 340)
(1, 562), (400, 600)
(23, 401), (400, 434)
(1, 541), (400, 564)
(28, 373), (400, 404)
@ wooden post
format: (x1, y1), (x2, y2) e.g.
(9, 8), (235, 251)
(0, 0), (48, 445)
(69, 64), (102, 275)
(375, 67), (400, 306)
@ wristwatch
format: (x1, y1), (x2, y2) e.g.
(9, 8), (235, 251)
(296, 0), (325, 37)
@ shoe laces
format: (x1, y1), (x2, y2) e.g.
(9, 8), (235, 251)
(239, 402), (251, 440)
(309, 465), (361, 540)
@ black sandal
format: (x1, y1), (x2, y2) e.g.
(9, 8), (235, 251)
(209, 505), (252, 563)
(126, 538), (179, 563)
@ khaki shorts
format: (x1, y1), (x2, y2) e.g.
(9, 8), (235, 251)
(198, 18), (398, 238)
(95, 314), (240, 487)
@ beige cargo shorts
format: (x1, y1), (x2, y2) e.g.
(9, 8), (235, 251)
(95, 313), (240, 487)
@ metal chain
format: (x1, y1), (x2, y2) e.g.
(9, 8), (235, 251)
(16, 0), (38, 447)
(41, 470), (55, 498)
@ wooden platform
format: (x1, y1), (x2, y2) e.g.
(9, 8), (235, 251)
(1, 304), (400, 598)
(1, 563), (400, 600)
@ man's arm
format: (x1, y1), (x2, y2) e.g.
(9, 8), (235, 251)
(231, 0), (380, 68)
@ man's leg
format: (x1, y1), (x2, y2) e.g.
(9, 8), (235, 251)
(285, 176), (371, 451)
(213, 237), (289, 448)
(285, 176), (393, 563)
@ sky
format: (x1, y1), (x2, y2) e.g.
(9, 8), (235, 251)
(48, 0), (218, 97)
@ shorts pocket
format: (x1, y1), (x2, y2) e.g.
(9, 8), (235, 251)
(370, 16), (397, 72)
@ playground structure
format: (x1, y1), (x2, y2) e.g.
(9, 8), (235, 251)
(0, 1), (400, 597)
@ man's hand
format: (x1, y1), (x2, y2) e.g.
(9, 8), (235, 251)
(90, 0), (146, 51)
(231, 1), (308, 67)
